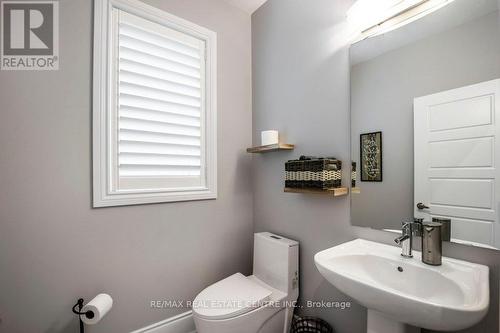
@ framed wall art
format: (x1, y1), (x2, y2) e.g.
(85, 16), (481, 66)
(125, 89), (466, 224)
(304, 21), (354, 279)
(360, 131), (382, 182)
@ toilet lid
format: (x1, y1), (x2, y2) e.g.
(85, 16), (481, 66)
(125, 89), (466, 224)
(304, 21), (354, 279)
(192, 273), (272, 320)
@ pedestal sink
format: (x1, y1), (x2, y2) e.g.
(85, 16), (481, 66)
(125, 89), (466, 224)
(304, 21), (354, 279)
(314, 239), (489, 333)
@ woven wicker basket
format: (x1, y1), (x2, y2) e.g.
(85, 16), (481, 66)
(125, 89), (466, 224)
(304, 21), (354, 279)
(285, 156), (342, 189)
(290, 316), (334, 333)
(351, 161), (357, 187)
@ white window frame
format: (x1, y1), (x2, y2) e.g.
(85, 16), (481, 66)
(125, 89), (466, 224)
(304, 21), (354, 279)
(93, 0), (217, 207)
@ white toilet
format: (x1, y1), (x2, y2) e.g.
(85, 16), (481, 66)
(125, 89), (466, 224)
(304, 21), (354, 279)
(193, 232), (299, 333)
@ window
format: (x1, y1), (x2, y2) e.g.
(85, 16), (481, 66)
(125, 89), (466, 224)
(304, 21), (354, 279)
(93, 0), (217, 207)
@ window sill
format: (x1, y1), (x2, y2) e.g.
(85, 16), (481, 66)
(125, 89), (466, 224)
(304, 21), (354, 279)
(93, 189), (217, 207)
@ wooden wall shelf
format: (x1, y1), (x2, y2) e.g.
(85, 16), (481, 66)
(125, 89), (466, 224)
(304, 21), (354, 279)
(351, 187), (361, 194)
(246, 143), (295, 153)
(284, 187), (349, 197)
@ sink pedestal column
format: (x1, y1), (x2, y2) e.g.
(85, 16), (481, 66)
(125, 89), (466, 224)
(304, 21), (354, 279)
(367, 310), (420, 333)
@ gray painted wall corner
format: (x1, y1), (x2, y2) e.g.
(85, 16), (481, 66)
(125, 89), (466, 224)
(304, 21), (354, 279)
(251, 0), (499, 332)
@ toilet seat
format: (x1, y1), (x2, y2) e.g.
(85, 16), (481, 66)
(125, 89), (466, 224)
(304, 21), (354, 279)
(193, 273), (272, 320)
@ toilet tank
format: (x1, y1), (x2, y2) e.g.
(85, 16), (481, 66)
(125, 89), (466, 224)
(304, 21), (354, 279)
(253, 232), (299, 296)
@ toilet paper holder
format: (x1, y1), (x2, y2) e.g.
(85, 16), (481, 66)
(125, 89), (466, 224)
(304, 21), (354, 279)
(72, 298), (94, 333)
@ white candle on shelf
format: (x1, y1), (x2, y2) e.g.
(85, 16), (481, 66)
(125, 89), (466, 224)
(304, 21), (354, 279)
(261, 130), (279, 146)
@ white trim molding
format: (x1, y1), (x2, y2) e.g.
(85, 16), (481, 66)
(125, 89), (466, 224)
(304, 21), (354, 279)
(130, 311), (195, 333)
(93, 0), (217, 207)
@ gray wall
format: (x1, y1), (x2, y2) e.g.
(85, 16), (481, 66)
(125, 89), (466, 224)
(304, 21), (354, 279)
(0, 0), (252, 332)
(252, 1), (365, 332)
(252, 1), (500, 332)
(351, 11), (500, 231)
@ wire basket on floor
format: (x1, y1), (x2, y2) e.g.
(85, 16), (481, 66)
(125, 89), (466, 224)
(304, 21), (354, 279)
(290, 316), (334, 333)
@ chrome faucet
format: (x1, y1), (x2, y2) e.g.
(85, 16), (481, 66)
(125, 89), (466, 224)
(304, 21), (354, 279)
(394, 219), (422, 258)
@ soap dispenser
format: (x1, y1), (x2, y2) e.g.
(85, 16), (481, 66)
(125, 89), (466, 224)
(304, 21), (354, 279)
(421, 222), (442, 266)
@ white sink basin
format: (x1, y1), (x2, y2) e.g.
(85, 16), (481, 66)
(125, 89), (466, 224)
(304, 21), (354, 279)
(314, 239), (489, 332)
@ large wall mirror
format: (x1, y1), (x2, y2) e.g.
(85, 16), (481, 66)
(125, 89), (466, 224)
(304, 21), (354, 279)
(350, 0), (500, 249)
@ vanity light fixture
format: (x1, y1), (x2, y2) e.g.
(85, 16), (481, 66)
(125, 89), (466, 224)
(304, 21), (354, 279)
(347, 0), (457, 43)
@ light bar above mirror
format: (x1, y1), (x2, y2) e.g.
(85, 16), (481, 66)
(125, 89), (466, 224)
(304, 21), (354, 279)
(347, 0), (457, 43)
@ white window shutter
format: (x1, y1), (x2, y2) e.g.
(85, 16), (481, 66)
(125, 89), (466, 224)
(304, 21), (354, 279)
(118, 11), (205, 188)
(93, 0), (217, 207)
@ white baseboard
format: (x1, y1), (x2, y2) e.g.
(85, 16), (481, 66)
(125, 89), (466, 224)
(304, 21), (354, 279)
(130, 310), (196, 333)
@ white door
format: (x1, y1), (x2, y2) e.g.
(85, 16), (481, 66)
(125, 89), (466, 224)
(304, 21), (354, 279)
(414, 79), (500, 249)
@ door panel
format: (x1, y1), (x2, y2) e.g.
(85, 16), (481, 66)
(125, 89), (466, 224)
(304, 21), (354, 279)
(447, 216), (494, 245)
(428, 95), (493, 131)
(429, 137), (493, 168)
(430, 205), (496, 222)
(414, 79), (500, 248)
(430, 179), (493, 209)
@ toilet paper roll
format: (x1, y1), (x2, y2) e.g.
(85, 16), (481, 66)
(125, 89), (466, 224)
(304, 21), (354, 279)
(261, 130), (279, 146)
(81, 293), (113, 325)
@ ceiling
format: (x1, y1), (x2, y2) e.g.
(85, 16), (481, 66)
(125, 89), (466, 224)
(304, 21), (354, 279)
(224, 0), (269, 13)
